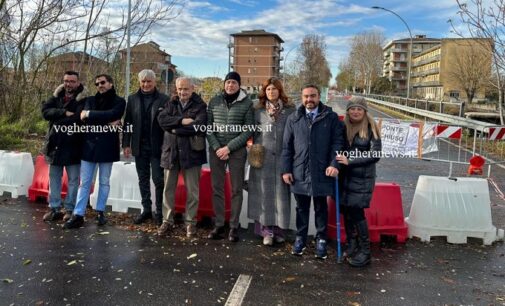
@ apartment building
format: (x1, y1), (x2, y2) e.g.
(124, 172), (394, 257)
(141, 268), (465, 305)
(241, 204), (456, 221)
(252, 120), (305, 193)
(411, 38), (492, 101)
(119, 41), (177, 93)
(382, 35), (440, 96)
(229, 29), (284, 91)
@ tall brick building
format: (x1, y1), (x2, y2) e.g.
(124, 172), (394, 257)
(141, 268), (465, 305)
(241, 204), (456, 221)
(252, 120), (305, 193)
(229, 30), (284, 91)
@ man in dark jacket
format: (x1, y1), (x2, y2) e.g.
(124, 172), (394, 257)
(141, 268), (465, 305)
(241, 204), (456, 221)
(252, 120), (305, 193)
(157, 77), (207, 238)
(281, 84), (345, 259)
(65, 74), (126, 229)
(122, 69), (168, 226)
(207, 72), (254, 242)
(41, 71), (87, 222)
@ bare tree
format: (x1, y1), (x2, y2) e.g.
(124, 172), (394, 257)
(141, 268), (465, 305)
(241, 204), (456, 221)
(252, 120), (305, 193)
(449, 0), (505, 124)
(348, 30), (384, 94)
(447, 39), (492, 116)
(0, 0), (182, 122)
(298, 34), (332, 89)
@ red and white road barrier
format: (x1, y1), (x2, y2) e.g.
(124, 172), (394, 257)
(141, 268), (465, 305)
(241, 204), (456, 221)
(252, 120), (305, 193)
(435, 124), (462, 139)
(488, 127), (505, 140)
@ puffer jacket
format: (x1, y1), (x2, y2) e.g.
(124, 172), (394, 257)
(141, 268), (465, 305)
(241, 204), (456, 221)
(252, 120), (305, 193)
(341, 126), (382, 208)
(157, 93), (208, 169)
(281, 103), (345, 197)
(206, 89), (254, 152)
(42, 84), (87, 165)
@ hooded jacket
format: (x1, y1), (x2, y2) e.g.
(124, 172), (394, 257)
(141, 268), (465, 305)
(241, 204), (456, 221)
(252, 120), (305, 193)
(42, 84), (88, 165)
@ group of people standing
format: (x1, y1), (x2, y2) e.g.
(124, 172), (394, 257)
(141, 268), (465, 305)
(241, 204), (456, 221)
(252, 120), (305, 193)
(41, 69), (381, 266)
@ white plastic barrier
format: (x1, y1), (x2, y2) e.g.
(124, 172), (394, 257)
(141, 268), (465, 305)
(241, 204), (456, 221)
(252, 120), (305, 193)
(405, 175), (504, 245)
(90, 161), (155, 213)
(0, 151), (34, 198)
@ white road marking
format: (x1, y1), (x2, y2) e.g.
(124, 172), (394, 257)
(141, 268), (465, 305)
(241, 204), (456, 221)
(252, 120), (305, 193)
(225, 274), (252, 306)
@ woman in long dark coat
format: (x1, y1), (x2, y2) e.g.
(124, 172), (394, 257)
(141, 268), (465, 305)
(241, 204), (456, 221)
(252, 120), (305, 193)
(247, 78), (295, 246)
(336, 96), (381, 267)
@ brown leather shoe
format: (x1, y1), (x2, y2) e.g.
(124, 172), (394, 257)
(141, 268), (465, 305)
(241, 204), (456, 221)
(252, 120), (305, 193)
(43, 208), (63, 222)
(157, 221), (173, 236)
(63, 211), (72, 222)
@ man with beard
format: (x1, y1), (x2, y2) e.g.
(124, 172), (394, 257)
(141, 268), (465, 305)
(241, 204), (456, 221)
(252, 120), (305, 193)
(65, 74), (126, 229)
(41, 71), (87, 222)
(122, 69), (168, 226)
(281, 84), (345, 260)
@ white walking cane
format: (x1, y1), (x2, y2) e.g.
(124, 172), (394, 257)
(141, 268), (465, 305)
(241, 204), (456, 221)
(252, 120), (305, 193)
(335, 176), (343, 263)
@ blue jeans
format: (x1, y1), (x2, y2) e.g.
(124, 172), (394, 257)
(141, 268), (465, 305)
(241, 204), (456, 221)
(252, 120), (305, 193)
(74, 161), (113, 216)
(49, 164), (80, 211)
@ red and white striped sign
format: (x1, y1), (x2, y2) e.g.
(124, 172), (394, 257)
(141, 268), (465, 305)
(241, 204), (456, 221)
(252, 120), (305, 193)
(435, 125), (462, 139)
(488, 127), (505, 140)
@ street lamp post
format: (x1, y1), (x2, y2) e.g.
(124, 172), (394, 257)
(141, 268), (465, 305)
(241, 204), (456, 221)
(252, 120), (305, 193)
(372, 6), (413, 99)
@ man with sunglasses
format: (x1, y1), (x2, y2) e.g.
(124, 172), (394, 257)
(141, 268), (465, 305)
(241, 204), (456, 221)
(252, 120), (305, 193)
(65, 74), (126, 229)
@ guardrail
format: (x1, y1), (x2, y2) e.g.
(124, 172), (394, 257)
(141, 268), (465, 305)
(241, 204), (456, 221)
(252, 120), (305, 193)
(362, 94), (496, 132)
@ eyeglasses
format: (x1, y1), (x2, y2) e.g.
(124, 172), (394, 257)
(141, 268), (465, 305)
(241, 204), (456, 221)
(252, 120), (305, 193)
(95, 80), (107, 86)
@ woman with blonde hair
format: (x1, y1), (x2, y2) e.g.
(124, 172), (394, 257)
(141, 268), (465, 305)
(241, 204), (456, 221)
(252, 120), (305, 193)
(248, 77), (295, 246)
(336, 96), (381, 267)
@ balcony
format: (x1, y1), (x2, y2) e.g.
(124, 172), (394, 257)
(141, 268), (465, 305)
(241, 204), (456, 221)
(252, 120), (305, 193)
(392, 66), (407, 71)
(411, 68), (439, 77)
(392, 58), (408, 62)
(411, 81), (441, 87)
(412, 55), (441, 67)
(391, 48), (408, 53)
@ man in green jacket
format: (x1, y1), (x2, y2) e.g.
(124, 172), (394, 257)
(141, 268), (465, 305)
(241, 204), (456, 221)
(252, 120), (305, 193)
(207, 72), (254, 242)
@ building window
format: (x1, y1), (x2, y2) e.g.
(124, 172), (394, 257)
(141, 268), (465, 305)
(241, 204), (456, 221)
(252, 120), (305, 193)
(248, 68), (251, 74)
(249, 37), (252, 43)
(449, 91), (460, 99)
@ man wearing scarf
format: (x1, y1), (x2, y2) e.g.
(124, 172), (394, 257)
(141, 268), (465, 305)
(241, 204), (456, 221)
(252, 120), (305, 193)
(207, 72), (254, 242)
(65, 74), (126, 229)
(122, 69), (168, 226)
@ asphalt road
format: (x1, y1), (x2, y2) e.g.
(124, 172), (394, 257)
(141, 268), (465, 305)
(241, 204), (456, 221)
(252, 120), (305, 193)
(0, 96), (504, 305)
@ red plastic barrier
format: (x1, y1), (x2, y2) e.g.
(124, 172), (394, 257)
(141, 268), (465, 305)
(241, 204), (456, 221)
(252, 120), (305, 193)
(174, 167), (232, 221)
(327, 182), (408, 243)
(28, 155), (68, 202)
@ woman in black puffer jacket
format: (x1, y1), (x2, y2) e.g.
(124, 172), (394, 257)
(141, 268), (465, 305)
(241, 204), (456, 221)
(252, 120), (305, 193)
(336, 96), (381, 267)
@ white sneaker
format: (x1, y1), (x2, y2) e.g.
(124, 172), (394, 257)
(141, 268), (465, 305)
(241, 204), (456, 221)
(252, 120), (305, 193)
(263, 235), (273, 246)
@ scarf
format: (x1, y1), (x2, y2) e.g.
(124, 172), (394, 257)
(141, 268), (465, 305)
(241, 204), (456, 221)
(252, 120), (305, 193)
(266, 100), (283, 121)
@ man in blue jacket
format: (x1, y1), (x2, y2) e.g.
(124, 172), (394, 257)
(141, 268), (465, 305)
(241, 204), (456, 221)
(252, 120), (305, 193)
(281, 84), (345, 259)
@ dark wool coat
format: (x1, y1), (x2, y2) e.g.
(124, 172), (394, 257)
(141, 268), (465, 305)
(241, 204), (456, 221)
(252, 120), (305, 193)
(157, 93), (208, 170)
(122, 88), (168, 158)
(281, 103), (345, 197)
(341, 126), (382, 208)
(81, 88), (126, 163)
(42, 84), (88, 165)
